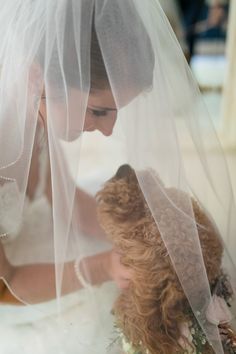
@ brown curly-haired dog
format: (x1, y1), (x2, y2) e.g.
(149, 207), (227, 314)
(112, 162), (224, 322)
(97, 164), (225, 354)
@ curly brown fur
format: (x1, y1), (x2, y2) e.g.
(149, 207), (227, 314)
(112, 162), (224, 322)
(96, 165), (223, 354)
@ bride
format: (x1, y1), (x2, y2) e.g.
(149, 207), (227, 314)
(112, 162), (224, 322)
(0, 1), (235, 353)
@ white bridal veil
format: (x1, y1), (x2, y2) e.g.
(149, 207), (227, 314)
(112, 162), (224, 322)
(0, 0), (235, 353)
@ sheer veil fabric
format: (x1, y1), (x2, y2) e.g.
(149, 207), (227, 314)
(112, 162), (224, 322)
(0, 0), (235, 353)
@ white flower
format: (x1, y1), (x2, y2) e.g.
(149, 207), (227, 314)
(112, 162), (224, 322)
(178, 323), (196, 353)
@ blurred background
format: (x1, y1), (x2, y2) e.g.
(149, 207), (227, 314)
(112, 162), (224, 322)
(160, 0), (236, 194)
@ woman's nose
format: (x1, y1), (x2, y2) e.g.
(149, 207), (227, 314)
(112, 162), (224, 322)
(97, 124), (113, 136)
(84, 114), (117, 135)
(96, 116), (117, 136)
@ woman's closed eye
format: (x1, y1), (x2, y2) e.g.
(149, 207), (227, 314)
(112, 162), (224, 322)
(83, 103), (118, 134)
(88, 108), (108, 117)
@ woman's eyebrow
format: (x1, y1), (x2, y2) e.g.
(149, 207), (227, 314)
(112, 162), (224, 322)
(89, 105), (117, 111)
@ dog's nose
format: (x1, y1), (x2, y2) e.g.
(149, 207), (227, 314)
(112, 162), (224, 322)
(115, 164), (133, 179)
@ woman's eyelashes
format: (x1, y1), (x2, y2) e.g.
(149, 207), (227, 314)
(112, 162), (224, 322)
(88, 108), (108, 117)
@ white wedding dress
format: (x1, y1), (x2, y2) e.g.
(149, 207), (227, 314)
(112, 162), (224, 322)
(0, 135), (119, 354)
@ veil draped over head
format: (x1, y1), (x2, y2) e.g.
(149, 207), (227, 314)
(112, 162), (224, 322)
(0, 0), (236, 353)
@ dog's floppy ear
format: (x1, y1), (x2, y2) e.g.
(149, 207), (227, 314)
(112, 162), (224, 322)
(159, 281), (185, 327)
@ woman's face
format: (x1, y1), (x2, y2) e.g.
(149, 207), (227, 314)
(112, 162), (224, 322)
(39, 88), (117, 137)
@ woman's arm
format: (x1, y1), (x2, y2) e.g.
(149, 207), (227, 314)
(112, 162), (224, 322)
(6, 252), (109, 303)
(0, 244), (132, 304)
